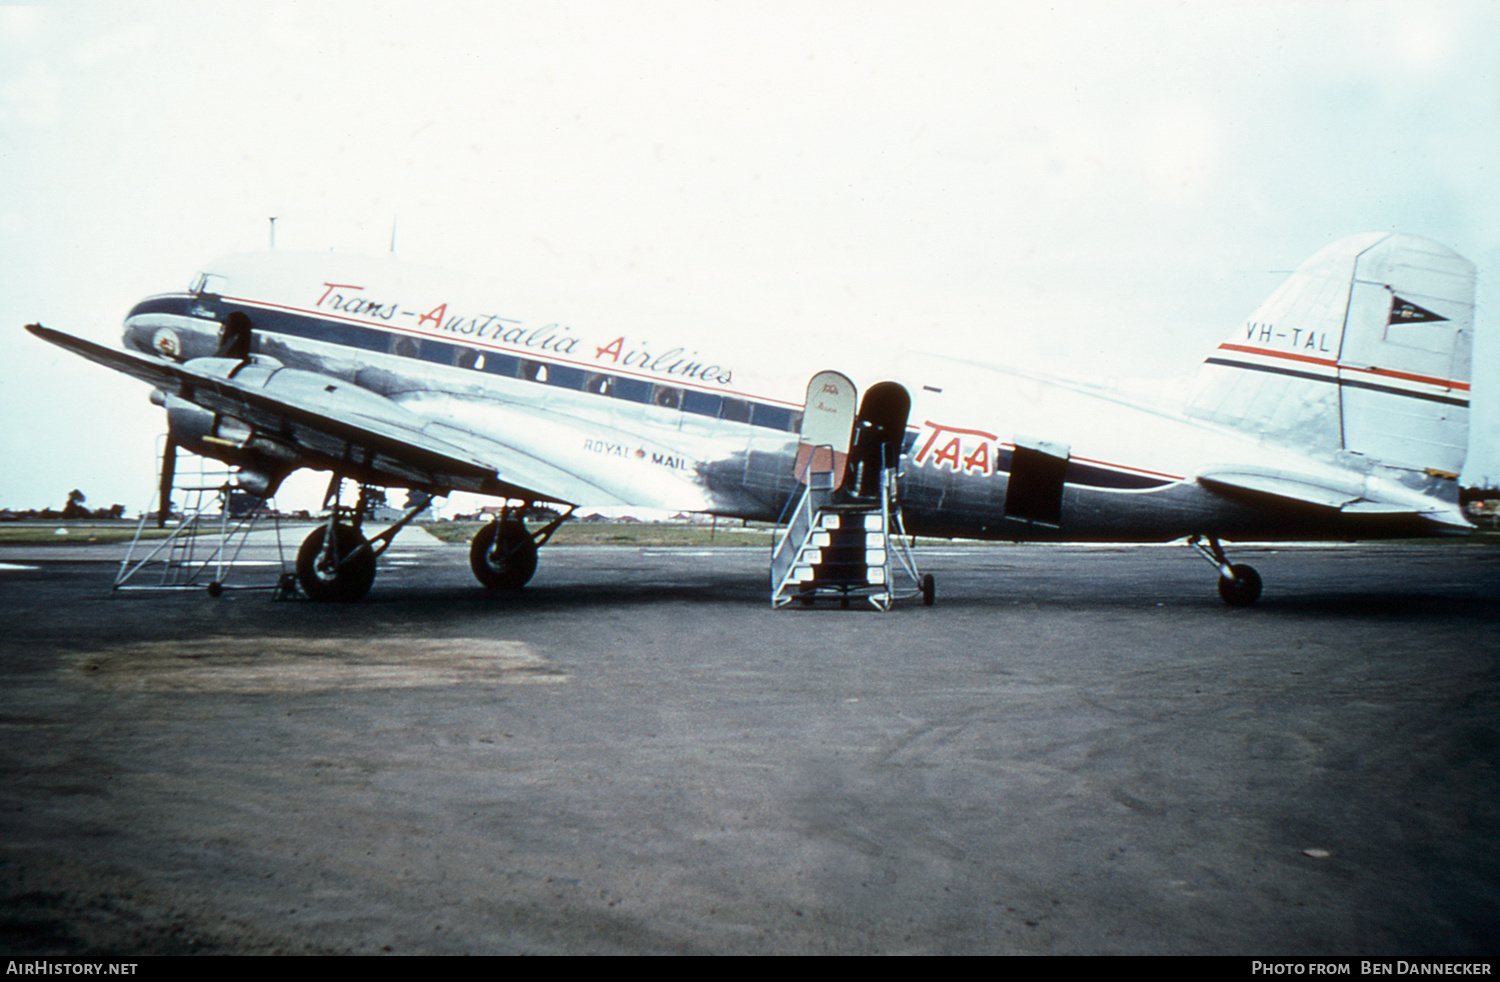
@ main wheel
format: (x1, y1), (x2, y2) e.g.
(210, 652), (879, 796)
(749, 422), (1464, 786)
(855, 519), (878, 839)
(1216, 563), (1262, 607)
(921, 573), (936, 606)
(470, 519), (539, 590)
(296, 524), (376, 602)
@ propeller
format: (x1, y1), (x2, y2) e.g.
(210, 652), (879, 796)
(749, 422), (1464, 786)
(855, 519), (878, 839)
(157, 436), (177, 528)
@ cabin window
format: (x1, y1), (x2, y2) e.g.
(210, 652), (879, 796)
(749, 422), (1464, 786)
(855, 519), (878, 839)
(652, 385), (683, 410)
(751, 404), (798, 432)
(544, 364), (587, 390)
(393, 337), (419, 359)
(719, 398), (751, 423)
(457, 349), (483, 370)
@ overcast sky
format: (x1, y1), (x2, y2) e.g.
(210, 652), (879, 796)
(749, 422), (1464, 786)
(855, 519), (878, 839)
(3, 0), (1499, 515)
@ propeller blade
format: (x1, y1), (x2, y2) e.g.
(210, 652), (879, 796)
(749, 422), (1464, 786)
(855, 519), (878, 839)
(157, 437), (177, 528)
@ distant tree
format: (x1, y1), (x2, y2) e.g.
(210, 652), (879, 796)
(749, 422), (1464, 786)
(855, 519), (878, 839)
(62, 489), (89, 519)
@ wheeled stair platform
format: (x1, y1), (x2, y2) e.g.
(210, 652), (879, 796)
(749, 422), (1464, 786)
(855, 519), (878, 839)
(770, 465), (932, 611)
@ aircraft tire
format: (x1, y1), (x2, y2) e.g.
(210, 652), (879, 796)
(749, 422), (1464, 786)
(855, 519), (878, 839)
(296, 524), (376, 602)
(921, 573), (935, 606)
(470, 519), (538, 590)
(1216, 564), (1262, 607)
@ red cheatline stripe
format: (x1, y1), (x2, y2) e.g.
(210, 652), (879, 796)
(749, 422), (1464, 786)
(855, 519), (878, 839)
(1069, 455), (1183, 482)
(991, 442), (1184, 483)
(1216, 343), (1468, 392)
(1217, 343), (1336, 369)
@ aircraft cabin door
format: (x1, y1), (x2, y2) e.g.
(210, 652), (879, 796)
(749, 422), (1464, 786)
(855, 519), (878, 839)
(1004, 436), (1070, 527)
(847, 382), (911, 498)
(795, 370), (857, 490)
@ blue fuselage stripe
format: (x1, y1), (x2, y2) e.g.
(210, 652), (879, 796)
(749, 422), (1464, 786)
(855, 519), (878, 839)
(132, 295), (807, 433)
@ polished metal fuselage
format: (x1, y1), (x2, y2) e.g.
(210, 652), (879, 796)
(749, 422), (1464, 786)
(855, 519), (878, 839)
(120, 251), (1466, 544)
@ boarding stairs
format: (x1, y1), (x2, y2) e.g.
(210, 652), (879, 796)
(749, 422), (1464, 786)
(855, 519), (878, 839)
(770, 449), (929, 611)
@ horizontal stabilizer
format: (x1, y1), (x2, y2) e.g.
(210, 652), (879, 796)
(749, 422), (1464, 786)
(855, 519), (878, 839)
(1198, 466), (1470, 528)
(1198, 469), (1360, 509)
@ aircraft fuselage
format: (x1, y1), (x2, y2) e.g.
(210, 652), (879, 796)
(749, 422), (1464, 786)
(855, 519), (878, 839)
(118, 249), (1466, 545)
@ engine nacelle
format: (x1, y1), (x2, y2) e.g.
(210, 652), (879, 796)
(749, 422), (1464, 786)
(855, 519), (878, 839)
(153, 354), (438, 497)
(156, 384), (297, 499)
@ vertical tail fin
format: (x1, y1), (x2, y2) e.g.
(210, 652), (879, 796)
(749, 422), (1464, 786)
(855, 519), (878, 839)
(1186, 232), (1474, 476)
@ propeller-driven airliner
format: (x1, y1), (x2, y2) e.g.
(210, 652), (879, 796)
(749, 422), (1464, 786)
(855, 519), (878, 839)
(26, 231), (1483, 606)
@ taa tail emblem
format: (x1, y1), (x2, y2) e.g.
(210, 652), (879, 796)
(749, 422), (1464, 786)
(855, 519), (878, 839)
(1390, 296), (1447, 324)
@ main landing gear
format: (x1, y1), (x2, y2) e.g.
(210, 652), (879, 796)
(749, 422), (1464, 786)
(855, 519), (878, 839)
(1188, 535), (1263, 607)
(294, 479), (432, 602)
(469, 504), (575, 591)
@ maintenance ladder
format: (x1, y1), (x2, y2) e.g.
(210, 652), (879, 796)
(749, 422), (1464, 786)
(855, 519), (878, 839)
(113, 443), (290, 596)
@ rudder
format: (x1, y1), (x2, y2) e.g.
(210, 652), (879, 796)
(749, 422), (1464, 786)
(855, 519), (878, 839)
(1186, 232), (1474, 476)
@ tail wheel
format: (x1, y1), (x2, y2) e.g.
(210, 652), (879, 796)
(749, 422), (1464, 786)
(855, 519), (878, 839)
(296, 524), (376, 602)
(470, 518), (539, 590)
(1216, 563), (1262, 607)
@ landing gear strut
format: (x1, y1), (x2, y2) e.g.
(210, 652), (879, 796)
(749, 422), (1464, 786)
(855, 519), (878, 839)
(470, 503), (575, 591)
(1189, 535), (1263, 607)
(294, 478), (432, 602)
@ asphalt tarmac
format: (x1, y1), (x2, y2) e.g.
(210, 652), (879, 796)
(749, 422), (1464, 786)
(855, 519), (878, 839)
(1, 530), (1497, 955)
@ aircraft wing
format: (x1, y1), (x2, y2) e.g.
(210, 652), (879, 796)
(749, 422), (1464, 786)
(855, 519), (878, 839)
(26, 324), (611, 504)
(1196, 467), (1471, 529)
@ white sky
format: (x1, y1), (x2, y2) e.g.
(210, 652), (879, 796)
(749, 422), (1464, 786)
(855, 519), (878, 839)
(3, 0), (1499, 515)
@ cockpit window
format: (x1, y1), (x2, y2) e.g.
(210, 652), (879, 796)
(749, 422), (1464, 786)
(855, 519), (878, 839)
(191, 272), (229, 297)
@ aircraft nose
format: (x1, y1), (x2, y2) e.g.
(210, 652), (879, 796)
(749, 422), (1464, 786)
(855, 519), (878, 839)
(122, 306), (220, 361)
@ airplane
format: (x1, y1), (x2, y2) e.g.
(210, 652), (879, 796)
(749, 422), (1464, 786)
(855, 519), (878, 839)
(24, 230), (1483, 606)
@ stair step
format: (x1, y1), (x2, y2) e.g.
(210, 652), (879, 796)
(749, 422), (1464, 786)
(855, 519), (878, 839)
(772, 467), (915, 608)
